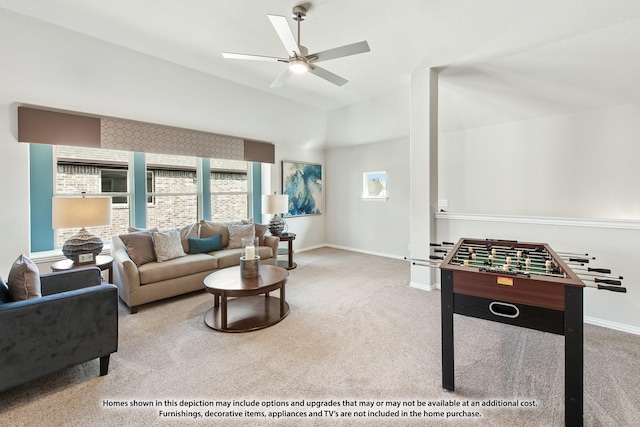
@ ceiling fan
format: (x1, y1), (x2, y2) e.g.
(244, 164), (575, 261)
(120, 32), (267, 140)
(222, 5), (370, 87)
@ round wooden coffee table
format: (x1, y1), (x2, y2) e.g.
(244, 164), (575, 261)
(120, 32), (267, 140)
(203, 265), (289, 332)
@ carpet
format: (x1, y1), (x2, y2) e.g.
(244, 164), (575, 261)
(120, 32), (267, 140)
(1, 247), (639, 426)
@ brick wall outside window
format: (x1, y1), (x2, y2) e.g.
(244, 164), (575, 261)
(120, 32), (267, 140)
(55, 164), (248, 247)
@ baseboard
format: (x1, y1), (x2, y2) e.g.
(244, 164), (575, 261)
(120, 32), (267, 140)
(323, 244), (406, 261)
(584, 316), (640, 336)
(295, 244), (327, 253)
(410, 281), (436, 291)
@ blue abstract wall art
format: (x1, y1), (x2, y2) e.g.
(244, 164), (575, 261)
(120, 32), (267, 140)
(281, 160), (323, 216)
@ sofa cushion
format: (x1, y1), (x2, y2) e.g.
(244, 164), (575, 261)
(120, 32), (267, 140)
(120, 231), (157, 266)
(151, 229), (186, 262)
(227, 223), (255, 249)
(211, 248), (244, 269)
(137, 254), (219, 285)
(7, 254), (41, 300)
(188, 235), (223, 254)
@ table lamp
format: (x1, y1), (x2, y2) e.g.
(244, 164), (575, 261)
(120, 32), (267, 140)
(52, 192), (112, 264)
(261, 193), (289, 235)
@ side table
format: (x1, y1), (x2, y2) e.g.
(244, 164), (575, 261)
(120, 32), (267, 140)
(51, 255), (114, 284)
(276, 233), (297, 270)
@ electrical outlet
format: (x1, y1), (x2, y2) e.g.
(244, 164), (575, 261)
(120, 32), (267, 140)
(438, 199), (448, 208)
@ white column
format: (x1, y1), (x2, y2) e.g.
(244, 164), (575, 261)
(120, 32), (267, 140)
(410, 68), (439, 290)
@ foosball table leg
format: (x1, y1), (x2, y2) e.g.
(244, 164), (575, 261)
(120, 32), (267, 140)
(564, 286), (584, 427)
(441, 270), (455, 392)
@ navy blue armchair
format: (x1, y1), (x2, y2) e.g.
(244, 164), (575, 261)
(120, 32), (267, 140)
(0, 267), (118, 392)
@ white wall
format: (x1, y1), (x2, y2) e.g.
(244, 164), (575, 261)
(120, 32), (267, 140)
(0, 109), (30, 277)
(439, 104), (640, 219)
(324, 138), (410, 259)
(0, 8), (327, 275)
(323, 89), (411, 258)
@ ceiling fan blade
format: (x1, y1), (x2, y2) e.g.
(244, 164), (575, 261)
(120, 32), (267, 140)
(309, 41), (370, 63)
(222, 52), (282, 62)
(308, 64), (348, 87)
(270, 68), (294, 88)
(267, 15), (301, 56)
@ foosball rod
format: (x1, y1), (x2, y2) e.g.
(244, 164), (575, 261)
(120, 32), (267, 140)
(458, 246), (549, 260)
(580, 277), (623, 286)
(572, 266), (612, 274)
(556, 251), (590, 257)
(404, 256), (442, 265)
(575, 271), (622, 280)
(412, 262), (441, 269)
(584, 283), (627, 293)
(450, 252), (559, 269)
(458, 243), (592, 264)
(456, 243), (550, 258)
(450, 258), (566, 278)
(404, 257), (441, 269)
(450, 253), (556, 268)
(453, 241), (595, 262)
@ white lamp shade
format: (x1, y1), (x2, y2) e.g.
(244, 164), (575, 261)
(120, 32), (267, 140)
(261, 194), (289, 214)
(52, 196), (112, 229)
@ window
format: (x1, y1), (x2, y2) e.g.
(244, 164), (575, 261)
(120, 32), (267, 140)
(146, 153), (198, 229)
(210, 159), (249, 221)
(54, 146), (130, 248)
(36, 146), (256, 252)
(100, 169), (153, 204)
(100, 169), (127, 203)
(362, 171), (388, 200)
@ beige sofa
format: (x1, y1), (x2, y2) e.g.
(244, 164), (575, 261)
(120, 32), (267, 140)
(111, 220), (278, 313)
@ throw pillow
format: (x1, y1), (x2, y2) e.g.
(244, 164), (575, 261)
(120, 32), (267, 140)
(188, 235), (223, 254)
(179, 223), (200, 253)
(119, 231), (157, 266)
(199, 221), (230, 247)
(227, 223), (255, 249)
(7, 254), (41, 300)
(254, 223), (268, 245)
(151, 229), (186, 262)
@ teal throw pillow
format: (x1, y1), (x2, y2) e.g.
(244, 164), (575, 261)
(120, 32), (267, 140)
(188, 235), (223, 254)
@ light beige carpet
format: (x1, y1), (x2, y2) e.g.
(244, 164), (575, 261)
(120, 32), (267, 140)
(1, 247), (639, 426)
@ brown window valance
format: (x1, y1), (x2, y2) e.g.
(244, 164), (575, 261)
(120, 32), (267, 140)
(17, 106), (274, 164)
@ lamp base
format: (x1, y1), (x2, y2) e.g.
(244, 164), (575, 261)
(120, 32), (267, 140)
(62, 228), (103, 264)
(268, 214), (287, 235)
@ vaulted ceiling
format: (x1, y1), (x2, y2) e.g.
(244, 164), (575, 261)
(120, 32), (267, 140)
(2, 0), (640, 135)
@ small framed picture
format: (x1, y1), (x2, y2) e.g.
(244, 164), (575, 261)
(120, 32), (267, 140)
(76, 252), (95, 265)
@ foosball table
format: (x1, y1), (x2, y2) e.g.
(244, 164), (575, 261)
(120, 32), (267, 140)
(413, 237), (626, 427)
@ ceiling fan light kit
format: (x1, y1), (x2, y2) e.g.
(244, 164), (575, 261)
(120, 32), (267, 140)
(222, 4), (370, 87)
(289, 58), (309, 73)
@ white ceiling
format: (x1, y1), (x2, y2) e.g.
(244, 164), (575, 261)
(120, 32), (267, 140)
(1, 0), (640, 133)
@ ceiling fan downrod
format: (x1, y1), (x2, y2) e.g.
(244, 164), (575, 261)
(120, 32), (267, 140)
(292, 5), (306, 48)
